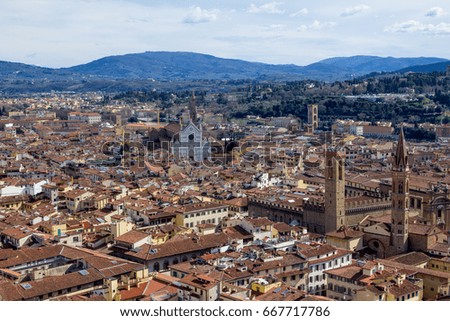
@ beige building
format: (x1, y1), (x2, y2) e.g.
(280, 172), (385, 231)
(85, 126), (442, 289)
(178, 273), (221, 301)
(326, 261), (423, 301)
(326, 227), (364, 251)
(0, 245), (149, 301)
(0, 227), (34, 248)
(427, 257), (450, 273)
(297, 243), (353, 296)
(64, 189), (94, 213)
(379, 258), (450, 299)
(175, 202), (229, 229)
(68, 112), (101, 124)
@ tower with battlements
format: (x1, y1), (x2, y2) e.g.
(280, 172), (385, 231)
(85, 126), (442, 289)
(324, 142), (346, 233)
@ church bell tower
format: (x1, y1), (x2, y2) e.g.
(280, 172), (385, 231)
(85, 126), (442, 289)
(390, 128), (410, 254)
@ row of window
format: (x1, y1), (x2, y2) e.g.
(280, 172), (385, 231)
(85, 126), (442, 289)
(328, 283), (353, 294)
(308, 284), (326, 292)
(327, 274), (359, 284)
(155, 255), (193, 272)
(184, 218), (217, 228)
(34, 280), (103, 300)
(396, 291), (419, 301)
(310, 274), (326, 283)
(310, 256), (350, 272)
(429, 263), (449, 271)
(281, 274), (304, 283)
(186, 208), (227, 218)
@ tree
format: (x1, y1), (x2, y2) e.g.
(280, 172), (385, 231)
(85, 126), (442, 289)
(128, 116), (138, 123)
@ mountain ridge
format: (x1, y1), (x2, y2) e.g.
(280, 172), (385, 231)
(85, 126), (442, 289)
(395, 61), (450, 74)
(0, 51), (448, 93)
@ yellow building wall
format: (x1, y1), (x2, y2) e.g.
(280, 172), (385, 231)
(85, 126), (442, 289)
(95, 198), (108, 210)
(51, 224), (67, 236)
(175, 209), (229, 228)
(327, 237), (362, 251)
(251, 281), (282, 294)
(416, 273), (449, 299)
(427, 259), (450, 273)
(152, 234), (169, 245)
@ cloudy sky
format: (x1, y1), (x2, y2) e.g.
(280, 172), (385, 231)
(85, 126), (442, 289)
(1, 0), (450, 67)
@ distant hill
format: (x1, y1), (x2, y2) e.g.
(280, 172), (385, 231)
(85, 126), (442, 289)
(0, 61), (75, 79)
(395, 61), (450, 74)
(64, 51), (307, 80)
(0, 52), (448, 93)
(65, 52), (448, 81)
(316, 55), (448, 75)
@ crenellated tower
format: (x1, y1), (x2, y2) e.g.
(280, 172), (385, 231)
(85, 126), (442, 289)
(324, 138), (346, 233)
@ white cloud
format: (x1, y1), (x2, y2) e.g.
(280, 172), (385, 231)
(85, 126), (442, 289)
(247, 2), (284, 14)
(425, 7), (446, 17)
(183, 6), (218, 24)
(385, 20), (450, 35)
(289, 8), (308, 17)
(341, 4), (370, 17)
(1, 1), (450, 68)
(297, 20), (337, 32)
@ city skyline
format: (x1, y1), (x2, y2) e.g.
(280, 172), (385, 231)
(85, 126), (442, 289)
(1, 0), (450, 68)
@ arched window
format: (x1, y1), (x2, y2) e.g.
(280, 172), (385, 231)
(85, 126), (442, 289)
(328, 160), (333, 179)
(163, 260), (170, 270)
(153, 262), (160, 272)
(399, 183), (403, 194)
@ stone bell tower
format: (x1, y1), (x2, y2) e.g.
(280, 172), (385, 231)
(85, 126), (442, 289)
(390, 128), (410, 254)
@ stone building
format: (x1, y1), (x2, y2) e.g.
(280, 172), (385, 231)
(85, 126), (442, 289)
(301, 142), (391, 234)
(249, 134), (396, 234)
(171, 94), (211, 163)
(249, 129), (449, 255)
(362, 129), (447, 258)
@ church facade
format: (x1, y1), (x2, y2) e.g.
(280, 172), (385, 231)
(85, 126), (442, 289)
(171, 94), (211, 163)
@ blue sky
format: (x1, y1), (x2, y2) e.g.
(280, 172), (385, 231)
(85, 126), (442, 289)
(1, 0), (450, 67)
